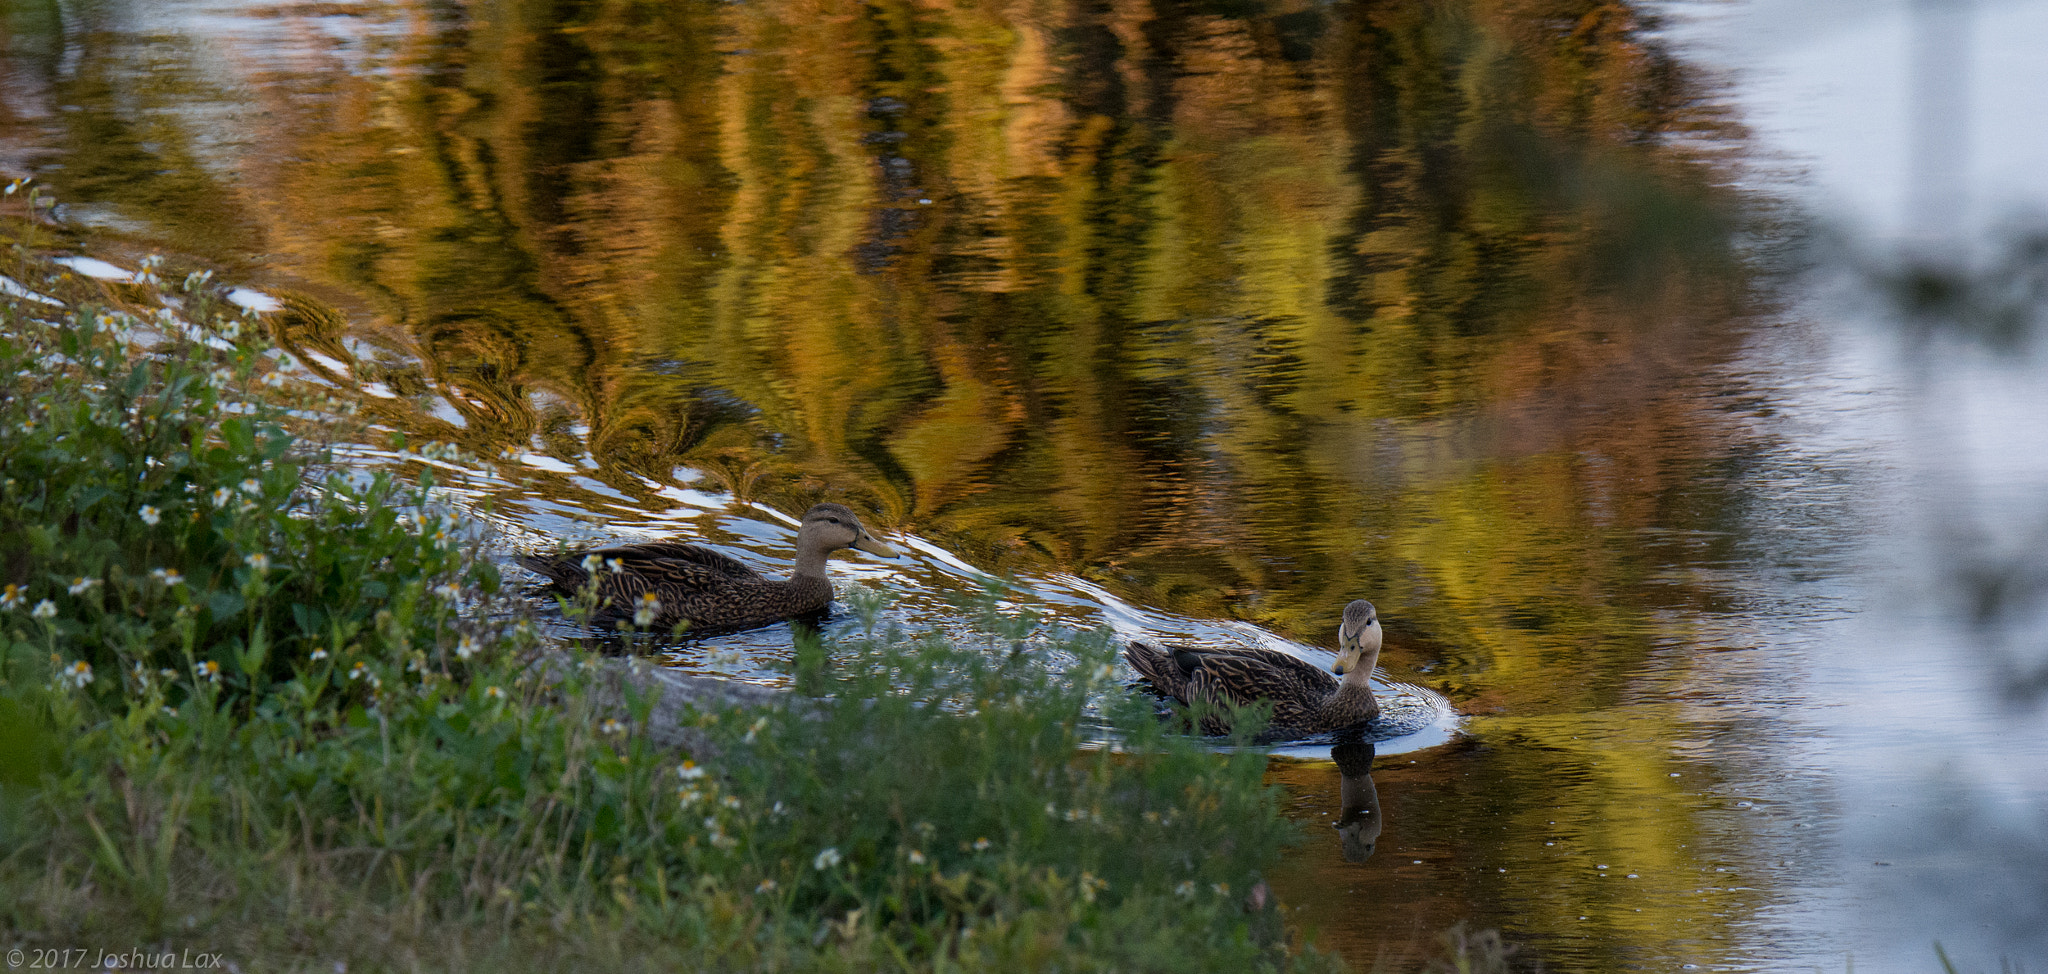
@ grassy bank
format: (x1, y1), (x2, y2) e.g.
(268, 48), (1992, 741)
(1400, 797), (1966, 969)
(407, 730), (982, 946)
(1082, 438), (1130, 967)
(0, 211), (1340, 971)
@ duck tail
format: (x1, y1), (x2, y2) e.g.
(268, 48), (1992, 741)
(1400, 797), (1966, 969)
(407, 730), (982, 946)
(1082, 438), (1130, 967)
(516, 554), (588, 591)
(1124, 641), (1183, 694)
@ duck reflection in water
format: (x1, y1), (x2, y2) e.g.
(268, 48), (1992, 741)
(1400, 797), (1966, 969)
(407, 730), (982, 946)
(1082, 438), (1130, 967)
(1330, 734), (1382, 863)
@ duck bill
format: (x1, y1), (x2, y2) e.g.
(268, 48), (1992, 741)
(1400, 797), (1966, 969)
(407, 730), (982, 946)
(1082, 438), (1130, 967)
(853, 533), (900, 558)
(1331, 638), (1365, 676)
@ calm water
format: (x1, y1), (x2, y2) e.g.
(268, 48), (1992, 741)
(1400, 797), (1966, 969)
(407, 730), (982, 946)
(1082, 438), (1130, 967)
(5, 0), (2046, 970)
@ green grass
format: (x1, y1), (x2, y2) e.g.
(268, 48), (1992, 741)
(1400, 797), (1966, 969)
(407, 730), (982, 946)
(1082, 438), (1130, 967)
(0, 199), (1345, 972)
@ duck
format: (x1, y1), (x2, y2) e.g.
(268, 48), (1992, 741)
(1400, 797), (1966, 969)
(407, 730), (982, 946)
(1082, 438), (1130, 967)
(1124, 599), (1382, 741)
(516, 502), (898, 632)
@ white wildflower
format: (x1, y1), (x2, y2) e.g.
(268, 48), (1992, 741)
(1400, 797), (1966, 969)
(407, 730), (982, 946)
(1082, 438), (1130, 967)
(31, 599), (56, 619)
(67, 577), (100, 595)
(1, 584), (24, 609)
(245, 552), (270, 572)
(813, 847), (842, 871)
(633, 592), (661, 627)
(138, 504), (162, 526)
(150, 568), (185, 586)
(456, 635), (480, 660)
(676, 760), (706, 781)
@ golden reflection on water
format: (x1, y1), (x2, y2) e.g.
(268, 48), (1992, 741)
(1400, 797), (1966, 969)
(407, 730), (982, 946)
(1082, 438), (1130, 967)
(0, 0), (1782, 967)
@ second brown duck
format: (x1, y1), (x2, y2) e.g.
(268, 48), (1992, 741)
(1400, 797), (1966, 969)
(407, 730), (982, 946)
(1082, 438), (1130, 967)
(1125, 599), (1382, 741)
(517, 502), (898, 633)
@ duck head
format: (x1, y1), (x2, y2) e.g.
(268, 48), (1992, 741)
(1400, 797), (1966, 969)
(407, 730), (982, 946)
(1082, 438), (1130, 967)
(1329, 599), (1382, 679)
(799, 503), (899, 558)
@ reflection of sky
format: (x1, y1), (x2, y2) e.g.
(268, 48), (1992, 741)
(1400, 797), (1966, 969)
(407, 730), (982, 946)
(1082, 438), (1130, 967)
(1664, 0), (2048, 238)
(1661, 0), (2048, 968)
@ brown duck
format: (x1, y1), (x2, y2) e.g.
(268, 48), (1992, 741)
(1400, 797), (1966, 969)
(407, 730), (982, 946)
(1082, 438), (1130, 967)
(517, 503), (898, 632)
(1124, 599), (1382, 741)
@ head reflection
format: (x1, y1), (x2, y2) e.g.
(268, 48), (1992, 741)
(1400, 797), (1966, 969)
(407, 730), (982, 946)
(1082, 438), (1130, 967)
(1331, 734), (1381, 863)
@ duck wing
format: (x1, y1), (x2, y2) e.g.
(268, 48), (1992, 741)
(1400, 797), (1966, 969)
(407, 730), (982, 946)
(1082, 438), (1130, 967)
(518, 541), (762, 595)
(1159, 645), (1339, 736)
(1175, 645), (1334, 688)
(583, 541), (763, 592)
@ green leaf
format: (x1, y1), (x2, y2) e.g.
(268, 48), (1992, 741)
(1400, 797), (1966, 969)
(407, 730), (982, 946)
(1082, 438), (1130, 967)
(291, 603), (324, 636)
(208, 589), (246, 619)
(73, 485), (111, 512)
(220, 417), (254, 454)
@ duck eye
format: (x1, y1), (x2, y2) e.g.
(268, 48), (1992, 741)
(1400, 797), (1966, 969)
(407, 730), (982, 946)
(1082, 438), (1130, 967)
(827, 517), (841, 524)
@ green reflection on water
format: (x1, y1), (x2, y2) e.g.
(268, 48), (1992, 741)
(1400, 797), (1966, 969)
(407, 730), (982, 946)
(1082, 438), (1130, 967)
(1, 0), (1768, 967)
